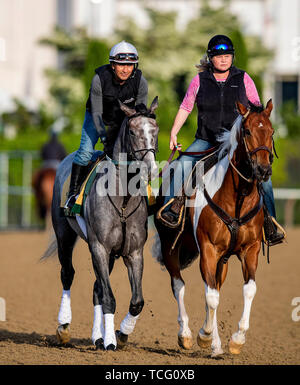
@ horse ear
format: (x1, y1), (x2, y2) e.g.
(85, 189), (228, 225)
(118, 100), (136, 117)
(236, 101), (248, 117)
(149, 96), (159, 113)
(264, 99), (273, 117)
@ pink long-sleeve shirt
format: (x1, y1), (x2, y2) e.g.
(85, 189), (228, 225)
(180, 72), (260, 113)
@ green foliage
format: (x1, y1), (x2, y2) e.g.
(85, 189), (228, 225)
(83, 40), (108, 94)
(280, 100), (300, 138)
(39, 27), (109, 133)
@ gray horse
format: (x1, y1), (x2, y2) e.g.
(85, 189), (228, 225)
(42, 97), (159, 350)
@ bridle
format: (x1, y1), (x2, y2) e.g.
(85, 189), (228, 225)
(126, 112), (158, 162)
(229, 110), (277, 183)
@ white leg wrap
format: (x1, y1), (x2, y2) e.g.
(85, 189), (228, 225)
(104, 313), (116, 349)
(120, 312), (140, 335)
(91, 305), (105, 345)
(58, 290), (72, 325)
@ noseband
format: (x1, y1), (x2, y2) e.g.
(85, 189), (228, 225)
(126, 111), (158, 161)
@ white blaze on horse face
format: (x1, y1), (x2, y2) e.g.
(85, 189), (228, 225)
(58, 289), (72, 325)
(142, 119), (158, 178)
(258, 122), (263, 128)
(173, 278), (192, 338)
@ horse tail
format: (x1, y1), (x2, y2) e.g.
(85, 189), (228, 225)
(151, 231), (165, 267)
(40, 232), (58, 261)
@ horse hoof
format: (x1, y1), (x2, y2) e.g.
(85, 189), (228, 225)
(178, 335), (193, 350)
(116, 330), (128, 349)
(211, 347), (224, 358)
(229, 339), (243, 355)
(106, 344), (116, 351)
(56, 323), (71, 344)
(197, 332), (212, 349)
(95, 338), (104, 350)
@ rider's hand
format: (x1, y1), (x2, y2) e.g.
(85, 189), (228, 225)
(170, 134), (182, 151)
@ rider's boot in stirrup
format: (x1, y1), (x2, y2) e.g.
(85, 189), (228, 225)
(64, 163), (89, 216)
(160, 195), (185, 227)
(263, 209), (286, 246)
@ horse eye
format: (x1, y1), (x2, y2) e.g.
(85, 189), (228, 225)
(129, 129), (135, 136)
(245, 129), (251, 136)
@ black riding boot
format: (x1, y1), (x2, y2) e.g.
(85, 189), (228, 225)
(64, 163), (89, 216)
(263, 208), (285, 246)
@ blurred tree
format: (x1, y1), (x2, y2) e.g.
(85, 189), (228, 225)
(39, 27), (109, 133)
(280, 100), (300, 138)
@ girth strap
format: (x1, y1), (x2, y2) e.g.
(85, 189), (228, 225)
(203, 187), (263, 264)
(107, 194), (144, 256)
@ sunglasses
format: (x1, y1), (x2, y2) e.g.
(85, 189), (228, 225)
(111, 53), (138, 62)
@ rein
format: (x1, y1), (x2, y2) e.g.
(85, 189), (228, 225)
(158, 145), (218, 178)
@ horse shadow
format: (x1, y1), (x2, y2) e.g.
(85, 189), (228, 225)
(0, 328), (94, 351)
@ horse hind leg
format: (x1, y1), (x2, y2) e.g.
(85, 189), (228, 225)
(172, 276), (193, 350)
(55, 225), (77, 345)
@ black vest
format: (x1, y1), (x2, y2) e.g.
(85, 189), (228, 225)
(196, 66), (248, 144)
(86, 64), (142, 129)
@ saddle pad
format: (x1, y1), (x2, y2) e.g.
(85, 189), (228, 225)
(61, 156), (156, 217)
(60, 155), (105, 213)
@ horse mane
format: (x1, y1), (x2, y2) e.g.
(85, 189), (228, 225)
(217, 102), (264, 160)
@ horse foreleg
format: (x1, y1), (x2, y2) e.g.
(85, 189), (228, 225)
(117, 250), (144, 348)
(90, 242), (117, 351)
(91, 280), (105, 349)
(198, 283), (220, 349)
(172, 276), (193, 349)
(229, 278), (257, 354)
(229, 244), (259, 355)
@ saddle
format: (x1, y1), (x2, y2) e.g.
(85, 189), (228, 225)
(60, 153), (106, 217)
(156, 148), (222, 229)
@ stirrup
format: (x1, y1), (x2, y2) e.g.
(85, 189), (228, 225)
(63, 195), (77, 217)
(157, 198), (185, 229)
(263, 217), (286, 246)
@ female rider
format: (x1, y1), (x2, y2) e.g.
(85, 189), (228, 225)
(159, 35), (284, 246)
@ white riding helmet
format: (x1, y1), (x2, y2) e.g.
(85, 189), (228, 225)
(109, 41), (139, 64)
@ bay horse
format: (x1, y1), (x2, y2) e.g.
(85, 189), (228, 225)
(42, 97), (159, 350)
(32, 165), (57, 221)
(154, 100), (275, 357)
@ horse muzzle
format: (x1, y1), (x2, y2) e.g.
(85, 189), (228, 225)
(254, 163), (272, 182)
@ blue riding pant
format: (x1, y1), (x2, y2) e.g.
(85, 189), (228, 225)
(74, 111), (103, 166)
(164, 138), (276, 218)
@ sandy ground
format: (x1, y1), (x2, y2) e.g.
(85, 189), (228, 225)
(0, 222), (299, 366)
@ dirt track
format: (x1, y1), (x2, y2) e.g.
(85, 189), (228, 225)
(0, 223), (299, 366)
